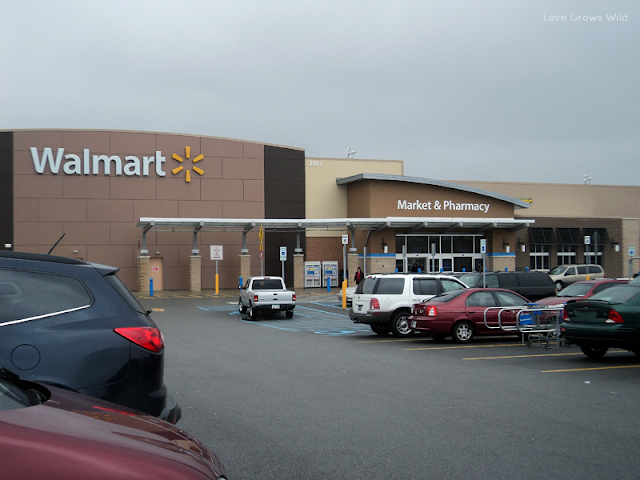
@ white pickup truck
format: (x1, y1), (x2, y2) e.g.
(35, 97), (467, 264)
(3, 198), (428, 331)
(238, 276), (296, 320)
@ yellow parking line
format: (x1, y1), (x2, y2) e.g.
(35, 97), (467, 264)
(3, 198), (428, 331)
(464, 352), (584, 360)
(404, 343), (518, 351)
(358, 337), (433, 343)
(542, 364), (640, 373)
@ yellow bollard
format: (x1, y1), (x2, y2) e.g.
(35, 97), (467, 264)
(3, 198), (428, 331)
(342, 279), (347, 309)
(215, 274), (219, 295)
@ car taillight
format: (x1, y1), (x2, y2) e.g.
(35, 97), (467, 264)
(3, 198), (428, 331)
(115, 327), (164, 353)
(370, 298), (380, 310)
(426, 305), (438, 316)
(606, 309), (624, 324)
(254, 294), (259, 302)
(293, 294), (296, 302)
(563, 307), (570, 322)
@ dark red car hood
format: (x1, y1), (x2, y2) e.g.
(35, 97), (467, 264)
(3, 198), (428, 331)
(0, 384), (225, 480)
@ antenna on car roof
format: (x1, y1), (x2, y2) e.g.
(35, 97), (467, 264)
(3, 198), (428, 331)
(48, 233), (66, 254)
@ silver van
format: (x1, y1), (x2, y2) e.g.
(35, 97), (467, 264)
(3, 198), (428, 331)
(548, 264), (605, 292)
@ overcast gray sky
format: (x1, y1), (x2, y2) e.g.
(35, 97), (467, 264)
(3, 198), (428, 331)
(2, 0), (638, 185)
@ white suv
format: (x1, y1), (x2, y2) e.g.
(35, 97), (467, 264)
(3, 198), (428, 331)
(349, 273), (468, 337)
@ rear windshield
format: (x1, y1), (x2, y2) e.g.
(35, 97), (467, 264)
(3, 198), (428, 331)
(252, 279), (285, 290)
(590, 286), (640, 304)
(557, 282), (592, 297)
(356, 277), (377, 295)
(429, 289), (466, 303)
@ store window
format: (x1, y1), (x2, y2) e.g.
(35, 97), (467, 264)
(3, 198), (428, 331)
(584, 246), (604, 266)
(557, 245), (577, 266)
(530, 245), (550, 270)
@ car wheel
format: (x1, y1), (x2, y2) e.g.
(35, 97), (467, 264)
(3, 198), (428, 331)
(580, 345), (608, 358)
(555, 281), (564, 292)
(431, 334), (446, 342)
(238, 298), (247, 314)
(249, 305), (258, 321)
(452, 321), (474, 344)
(286, 310), (294, 318)
(371, 325), (390, 336)
(390, 311), (414, 338)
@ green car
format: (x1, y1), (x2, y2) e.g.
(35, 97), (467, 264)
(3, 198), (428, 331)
(562, 284), (640, 358)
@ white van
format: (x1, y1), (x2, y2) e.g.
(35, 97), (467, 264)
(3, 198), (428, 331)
(548, 264), (605, 292)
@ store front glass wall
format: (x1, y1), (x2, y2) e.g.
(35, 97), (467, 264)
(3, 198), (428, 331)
(396, 234), (483, 274)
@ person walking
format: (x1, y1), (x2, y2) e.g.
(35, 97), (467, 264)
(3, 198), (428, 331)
(354, 267), (364, 285)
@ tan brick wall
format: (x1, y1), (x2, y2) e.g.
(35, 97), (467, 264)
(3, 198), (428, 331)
(138, 255), (150, 292)
(238, 254), (251, 286)
(189, 255), (201, 292)
(293, 253), (304, 290)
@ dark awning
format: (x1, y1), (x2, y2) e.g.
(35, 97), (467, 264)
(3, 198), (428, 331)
(583, 228), (610, 245)
(529, 227), (557, 245)
(556, 227), (583, 245)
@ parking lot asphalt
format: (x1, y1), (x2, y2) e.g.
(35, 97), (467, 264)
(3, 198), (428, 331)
(136, 289), (640, 480)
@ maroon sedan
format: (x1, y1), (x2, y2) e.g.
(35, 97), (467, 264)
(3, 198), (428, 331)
(0, 367), (227, 480)
(536, 279), (629, 307)
(408, 288), (532, 343)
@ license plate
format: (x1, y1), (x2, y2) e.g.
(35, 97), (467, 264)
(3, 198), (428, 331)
(271, 304), (280, 309)
(358, 305), (362, 311)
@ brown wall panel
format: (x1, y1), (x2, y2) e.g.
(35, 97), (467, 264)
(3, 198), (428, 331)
(87, 245), (137, 268)
(62, 222), (111, 245)
(178, 200), (223, 218)
(133, 200), (180, 219)
(110, 132), (156, 154)
(222, 201), (264, 218)
(156, 177), (202, 200)
(110, 177), (157, 200)
(14, 174), (63, 198)
(201, 179), (244, 201)
(14, 221), (63, 246)
(87, 199), (134, 222)
(39, 199), (87, 222)
(62, 176), (111, 199)
(223, 157), (264, 180)
(13, 130), (63, 151)
(201, 137), (244, 158)
(14, 198), (38, 222)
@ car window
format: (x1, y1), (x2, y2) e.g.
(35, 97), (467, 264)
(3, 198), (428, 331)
(566, 267), (576, 275)
(356, 277), (377, 294)
(495, 291), (528, 307)
(499, 274), (518, 288)
(374, 278), (405, 295)
(413, 278), (439, 296)
(440, 278), (466, 292)
(0, 269), (92, 324)
(557, 282), (592, 297)
(104, 273), (146, 314)
(549, 266), (567, 275)
(459, 275), (481, 287)
(577, 266), (587, 275)
(252, 279), (284, 290)
(588, 265), (603, 274)
(429, 289), (466, 303)
(590, 286), (640, 303)
(467, 291), (497, 307)
(591, 282), (620, 294)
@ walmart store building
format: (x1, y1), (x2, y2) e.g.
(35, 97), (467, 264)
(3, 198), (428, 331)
(1, 129), (639, 292)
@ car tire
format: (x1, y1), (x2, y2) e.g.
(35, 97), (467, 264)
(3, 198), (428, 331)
(555, 281), (564, 292)
(390, 311), (414, 338)
(452, 320), (474, 344)
(431, 334), (446, 342)
(286, 310), (294, 318)
(249, 304), (258, 321)
(580, 345), (608, 358)
(371, 325), (390, 336)
(238, 298), (247, 314)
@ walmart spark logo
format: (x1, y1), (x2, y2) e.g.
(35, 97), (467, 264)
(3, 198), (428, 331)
(171, 147), (204, 183)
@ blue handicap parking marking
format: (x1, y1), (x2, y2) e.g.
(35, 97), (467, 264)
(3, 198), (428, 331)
(198, 303), (370, 336)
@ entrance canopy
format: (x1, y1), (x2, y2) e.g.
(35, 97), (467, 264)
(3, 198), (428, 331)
(136, 216), (534, 234)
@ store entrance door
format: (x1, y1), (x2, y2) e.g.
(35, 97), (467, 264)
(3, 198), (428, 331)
(150, 258), (164, 291)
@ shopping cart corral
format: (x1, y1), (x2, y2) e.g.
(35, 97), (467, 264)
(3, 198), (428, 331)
(483, 305), (566, 349)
